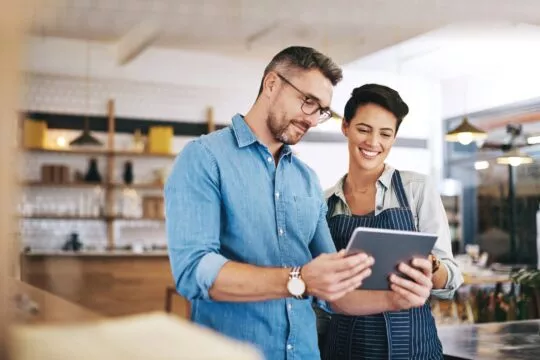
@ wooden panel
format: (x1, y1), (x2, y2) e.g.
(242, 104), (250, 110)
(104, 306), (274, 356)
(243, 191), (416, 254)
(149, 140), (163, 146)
(1, 0), (28, 356)
(9, 278), (101, 324)
(21, 255), (190, 319)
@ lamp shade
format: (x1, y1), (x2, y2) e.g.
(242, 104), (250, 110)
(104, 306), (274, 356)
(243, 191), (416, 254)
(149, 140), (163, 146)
(69, 119), (102, 147)
(496, 148), (534, 167)
(445, 117), (487, 145)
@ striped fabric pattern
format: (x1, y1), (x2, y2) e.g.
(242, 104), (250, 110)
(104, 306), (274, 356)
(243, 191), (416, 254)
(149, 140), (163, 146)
(322, 170), (443, 360)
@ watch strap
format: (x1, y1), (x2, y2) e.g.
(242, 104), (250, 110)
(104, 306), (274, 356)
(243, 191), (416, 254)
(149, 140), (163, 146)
(289, 266), (306, 299)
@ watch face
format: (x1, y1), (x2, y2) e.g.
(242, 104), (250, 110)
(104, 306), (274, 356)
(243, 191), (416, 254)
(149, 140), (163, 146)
(287, 277), (306, 296)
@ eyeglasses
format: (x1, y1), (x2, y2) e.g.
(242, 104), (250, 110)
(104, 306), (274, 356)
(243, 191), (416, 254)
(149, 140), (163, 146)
(276, 73), (333, 123)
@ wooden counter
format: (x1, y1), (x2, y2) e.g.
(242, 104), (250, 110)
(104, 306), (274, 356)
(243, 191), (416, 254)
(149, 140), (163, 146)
(21, 252), (190, 319)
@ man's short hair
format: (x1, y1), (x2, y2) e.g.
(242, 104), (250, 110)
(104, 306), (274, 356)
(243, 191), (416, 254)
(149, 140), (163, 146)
(257, 46), (343, 96)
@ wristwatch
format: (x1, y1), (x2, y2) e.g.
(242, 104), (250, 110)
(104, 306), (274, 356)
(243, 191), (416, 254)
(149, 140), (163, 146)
(430, 254), (441, 273)
(287, 266), (306, 299)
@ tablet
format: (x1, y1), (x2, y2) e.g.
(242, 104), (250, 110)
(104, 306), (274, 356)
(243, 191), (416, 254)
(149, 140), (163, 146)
(345, 227), (437, 291)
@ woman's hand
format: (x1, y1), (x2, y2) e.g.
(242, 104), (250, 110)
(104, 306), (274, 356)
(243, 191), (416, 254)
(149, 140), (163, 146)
(387, 257), (432, 310)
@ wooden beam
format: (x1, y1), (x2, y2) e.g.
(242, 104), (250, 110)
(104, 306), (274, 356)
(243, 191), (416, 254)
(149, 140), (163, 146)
(106, 99), (115, 250)
(206, 107), (215, 133)
(1, 0), (30, 358)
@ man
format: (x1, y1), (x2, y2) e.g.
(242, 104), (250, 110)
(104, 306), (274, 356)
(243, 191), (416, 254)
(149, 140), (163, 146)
(165, 46), (433, 359)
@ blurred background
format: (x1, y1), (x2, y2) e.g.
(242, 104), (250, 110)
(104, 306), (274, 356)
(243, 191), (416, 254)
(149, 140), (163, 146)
(3, 1), (540, 359)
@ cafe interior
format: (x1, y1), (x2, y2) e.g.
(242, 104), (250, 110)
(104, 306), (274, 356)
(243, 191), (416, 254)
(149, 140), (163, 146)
(2, 1), (540, 359)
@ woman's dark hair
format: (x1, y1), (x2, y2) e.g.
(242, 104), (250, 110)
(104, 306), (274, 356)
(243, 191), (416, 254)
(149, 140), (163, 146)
(343, 84), (409, 132)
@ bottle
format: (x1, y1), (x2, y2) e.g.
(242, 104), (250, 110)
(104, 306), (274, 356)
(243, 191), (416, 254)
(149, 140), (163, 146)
(84, 158), (102, 183)
(123, 161), (134, 185)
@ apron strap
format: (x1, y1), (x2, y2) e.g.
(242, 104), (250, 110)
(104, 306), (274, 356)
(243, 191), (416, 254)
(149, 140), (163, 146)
(326, 194), (339, 222)
(391, 170), (410, 209)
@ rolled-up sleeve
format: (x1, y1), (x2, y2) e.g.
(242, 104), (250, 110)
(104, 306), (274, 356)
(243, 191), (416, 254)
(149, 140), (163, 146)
(416, 178), (464, 299)
(164, 140), (229, 301)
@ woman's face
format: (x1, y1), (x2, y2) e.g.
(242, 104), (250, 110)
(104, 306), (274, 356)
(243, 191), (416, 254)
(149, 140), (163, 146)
(343, 103), (398, 172)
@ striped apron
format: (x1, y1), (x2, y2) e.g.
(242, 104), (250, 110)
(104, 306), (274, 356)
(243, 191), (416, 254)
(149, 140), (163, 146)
(321, 170), (443, 360)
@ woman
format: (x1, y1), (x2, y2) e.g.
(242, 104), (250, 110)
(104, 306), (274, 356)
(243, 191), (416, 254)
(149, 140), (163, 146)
(321, 84), (463, 360)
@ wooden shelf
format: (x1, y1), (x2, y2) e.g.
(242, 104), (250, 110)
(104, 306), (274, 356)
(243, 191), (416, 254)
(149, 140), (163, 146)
(22, 181), (104, 188)
(111, 216), (165, 221)
(20, 214), (104, 220)
(22, 147), (177, 159)
(110, 183), (163, 190)
(21, 181), (162, 190)
(112, 150), (177, 159)
(19, 99), (199, 248)
(23, 147), (108, 156)
(19, 214), (165, 222)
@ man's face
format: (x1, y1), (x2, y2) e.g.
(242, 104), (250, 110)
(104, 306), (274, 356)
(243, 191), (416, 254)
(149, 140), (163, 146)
(266, 69), (333, 145)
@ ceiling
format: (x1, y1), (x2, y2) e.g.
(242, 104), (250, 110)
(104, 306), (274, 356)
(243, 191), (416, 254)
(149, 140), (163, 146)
(348, 21), (540, 79)
(29, 0), (540, 64)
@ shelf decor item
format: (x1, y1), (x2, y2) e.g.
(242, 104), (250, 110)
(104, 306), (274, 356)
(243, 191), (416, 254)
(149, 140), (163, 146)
(62, 232), (83, 252)
(84, 158), (102, 183)
(147, 126), (173, 154)
(123, 161), (134, 185)
(132, 129), (145, 153)
(23, 119), (47, 149)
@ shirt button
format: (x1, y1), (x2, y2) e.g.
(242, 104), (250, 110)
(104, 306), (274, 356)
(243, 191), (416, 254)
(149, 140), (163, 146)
(287, 344), (293, 350)
(279, 228), (284, 236)
(275, 192), (280, 199)
(376, 205), (383, 210)
(288, 303), (292, 310)
(267, 156), (272, 162)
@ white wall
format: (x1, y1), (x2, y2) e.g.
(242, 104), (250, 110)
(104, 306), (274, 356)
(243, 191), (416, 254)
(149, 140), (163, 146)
(441, 73), (540, 119)
(23, 36), (266, 123)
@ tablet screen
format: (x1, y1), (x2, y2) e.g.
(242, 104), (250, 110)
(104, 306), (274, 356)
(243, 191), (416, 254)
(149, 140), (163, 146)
(345, 227), (437, 291)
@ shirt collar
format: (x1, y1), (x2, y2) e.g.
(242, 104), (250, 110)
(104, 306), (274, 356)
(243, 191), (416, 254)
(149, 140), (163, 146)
(328, 163), (396, 199)
(231, 113), (293, 162)
(378, 164), (395, 190)
(232, 114), (257, 148)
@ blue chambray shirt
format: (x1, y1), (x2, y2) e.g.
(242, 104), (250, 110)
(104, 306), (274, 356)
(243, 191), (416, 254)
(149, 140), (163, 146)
(165, 114), (336, 360)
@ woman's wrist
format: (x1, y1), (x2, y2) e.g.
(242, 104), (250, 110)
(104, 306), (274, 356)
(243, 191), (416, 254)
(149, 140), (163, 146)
(430, 256), (448, 289)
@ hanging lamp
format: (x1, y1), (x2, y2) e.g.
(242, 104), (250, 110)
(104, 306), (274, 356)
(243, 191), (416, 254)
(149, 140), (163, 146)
(445, 117), (487, 146)
(70, 41), (102, 147)
(496, 148), (534, 167)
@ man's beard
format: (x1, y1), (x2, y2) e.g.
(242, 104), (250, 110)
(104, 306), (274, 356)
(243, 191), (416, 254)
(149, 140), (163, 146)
(267, 111), (303, 145)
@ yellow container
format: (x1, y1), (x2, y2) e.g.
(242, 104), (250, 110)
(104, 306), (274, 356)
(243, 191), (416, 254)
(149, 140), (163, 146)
(23, 119), (47, 149)
(147, 126), (173, 154)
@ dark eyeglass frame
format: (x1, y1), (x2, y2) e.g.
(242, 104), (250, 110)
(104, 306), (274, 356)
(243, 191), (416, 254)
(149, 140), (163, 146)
(275, 73), (333, 123)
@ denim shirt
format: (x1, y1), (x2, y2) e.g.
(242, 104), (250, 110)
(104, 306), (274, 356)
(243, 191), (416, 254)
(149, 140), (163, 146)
(165, 114), (336, 360)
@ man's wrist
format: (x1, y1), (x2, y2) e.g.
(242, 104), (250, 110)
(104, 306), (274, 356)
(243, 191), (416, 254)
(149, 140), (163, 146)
(287, 266), (307, 299)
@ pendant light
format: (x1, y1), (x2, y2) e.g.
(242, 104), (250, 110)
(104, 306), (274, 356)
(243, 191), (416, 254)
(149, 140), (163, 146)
(496, 148), (534, 167)
(445, 117), (488, 145)
(446, 77), (487, 146)
(70, 41), (102, 147)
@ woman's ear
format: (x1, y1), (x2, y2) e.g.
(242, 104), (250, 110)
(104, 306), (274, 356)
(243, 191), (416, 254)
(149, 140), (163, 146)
(341, 119), (349, 137)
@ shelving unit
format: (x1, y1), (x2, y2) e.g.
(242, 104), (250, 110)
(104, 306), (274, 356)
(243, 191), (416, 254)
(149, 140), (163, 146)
(19, 99), (215, 250)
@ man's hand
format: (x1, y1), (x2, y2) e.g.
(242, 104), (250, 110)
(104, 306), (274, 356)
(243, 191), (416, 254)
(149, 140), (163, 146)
(387, 257), (433, 310)
(302, 250), (374, 302)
